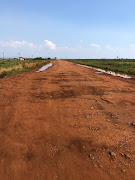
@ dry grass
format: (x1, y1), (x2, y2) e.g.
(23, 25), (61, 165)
(24, 62), (42, 68)
(0, 61), (48, 76)
(0, 64), (23, 74)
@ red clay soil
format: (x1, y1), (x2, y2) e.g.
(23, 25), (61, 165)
(0, 59), (135, 180)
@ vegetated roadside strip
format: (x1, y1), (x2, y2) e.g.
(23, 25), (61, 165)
(64, 59), (135, 76)
(0, 59), (50, 78)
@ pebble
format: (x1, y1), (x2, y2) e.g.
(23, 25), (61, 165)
(121, 169), (126, 173)
(120, 153), (130, 159)
(89, 154), (94, 160)
(120, 153), (125, 156)
(131, 122), (135, 127)
(109, 152), (116, 158)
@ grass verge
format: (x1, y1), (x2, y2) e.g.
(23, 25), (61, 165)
(0, 59), (51, 78)
(64, 59), (135, 75)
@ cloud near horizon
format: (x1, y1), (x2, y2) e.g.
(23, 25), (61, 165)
(0, 40), (135, 59)
(90, 44), (101, 48)
(45, 40), (56, 50)
(0, 40), (35, 48)
(0, 40), (57, 50)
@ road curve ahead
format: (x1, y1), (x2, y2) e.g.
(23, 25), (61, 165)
(0, 59), (135, 180)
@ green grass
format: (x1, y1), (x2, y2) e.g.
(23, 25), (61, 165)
(0, 59), (49, 69)
(64, 59), (135, 75)
(0, 59), (50, 78)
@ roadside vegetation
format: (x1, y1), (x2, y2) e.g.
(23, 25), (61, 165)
(65, 59), (135, 75)
(0, 58), (50, 78)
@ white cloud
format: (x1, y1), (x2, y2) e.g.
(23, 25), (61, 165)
(91, 44), (101, 48)
(45, 40), (56, 50)
(0, 40), (57, 52)
(130, 44), (135, 49)
(105, 45), (115, 51)
(0, 40), (35, 48)
(0, 40), (134, 59)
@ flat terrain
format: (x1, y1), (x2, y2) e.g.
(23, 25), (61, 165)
(0, 59), (135, 180)
(0, 59), (49, 77)
(65, 59), (135, 75)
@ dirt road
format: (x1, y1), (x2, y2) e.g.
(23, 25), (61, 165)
(0, 59), (135, 180)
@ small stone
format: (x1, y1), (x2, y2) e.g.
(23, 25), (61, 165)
(120, 153), (130, 159)
(124, 154), (130, 159)
(89, 154), (94, 160)
(126, 154), (130, 158)
(89, 154), (92, 158)
(98, 164), (102, 168)
(121, 169), (126, 173)
(120, 153), (125, 156)
(131, 122), (135, 127)
(109, 152), (116, 158)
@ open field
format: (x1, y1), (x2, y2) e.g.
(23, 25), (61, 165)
(0, 59), (135, 180)
(0, 59), (50, 78)
(65, 59), (135, 75)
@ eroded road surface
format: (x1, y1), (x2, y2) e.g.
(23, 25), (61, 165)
(0, 60), (135, 180)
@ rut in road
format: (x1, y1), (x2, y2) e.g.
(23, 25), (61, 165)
(0, 59), (135, 180)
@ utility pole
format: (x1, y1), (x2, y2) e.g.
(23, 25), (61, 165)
(2, 52), (4, 60)
(32, 55), (33, 59)
(18, 53), (20, 60)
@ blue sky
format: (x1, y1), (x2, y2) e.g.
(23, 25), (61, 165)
(0, 0), (135, 58)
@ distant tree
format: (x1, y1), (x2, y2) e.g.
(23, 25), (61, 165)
(33, 57), (43, 60)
